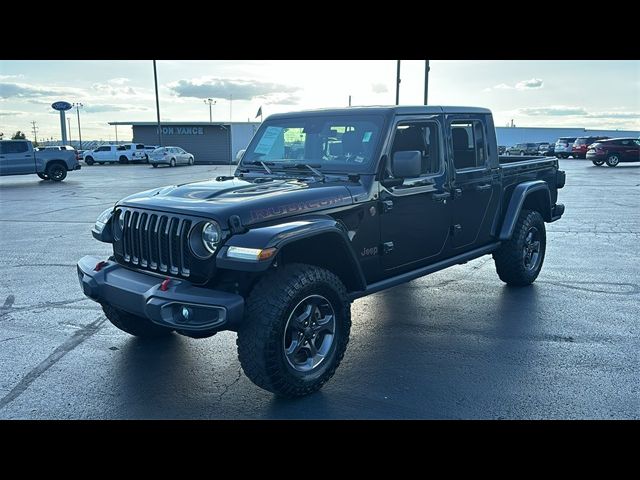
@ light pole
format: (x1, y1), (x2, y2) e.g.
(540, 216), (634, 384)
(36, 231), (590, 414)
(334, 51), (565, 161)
(153, 60), (163, 147)
(229, 94), (233, 122)
(204, 98), (216, 123)
(395, 60), (401, 105)
(73, 103), (83, 150)
(424, 60), (430, 105)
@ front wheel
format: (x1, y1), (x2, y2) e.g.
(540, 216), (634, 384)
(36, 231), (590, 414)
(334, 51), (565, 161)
(188, 157), (194, 165)
(119, 156), (129, 164)
(169, 158), (176, 167)
(84, 156), (94, 165)
(493, 209), (546, 286)
(103, 304), (174, 337)
(606, 154), (620, 167)
(46, 163), (67, 182)
(152, 163), (158, 168)
(37, 173), (49, 180)
(237, 263), (351, 397)
(592, 159), (605, 166)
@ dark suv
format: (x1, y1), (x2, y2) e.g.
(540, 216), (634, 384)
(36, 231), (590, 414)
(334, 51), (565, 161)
(572, 136), (609, 159)
(586, 138), (640, 167)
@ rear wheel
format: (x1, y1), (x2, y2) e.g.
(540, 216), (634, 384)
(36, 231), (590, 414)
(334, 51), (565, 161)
(237, 263), (351, 397)
(606, 154), (620, 167)
(102, 304), (174, 338)
(170, 158), (176, 167)
(152, 163), (158, 168)
(46, 163), (67, 182)
(119, 156), (129, 164)
(84, 156), (94, 165)
(493, 209), (546, 286)
(592, 159), (605, 166)
(37, 173), (49, 180)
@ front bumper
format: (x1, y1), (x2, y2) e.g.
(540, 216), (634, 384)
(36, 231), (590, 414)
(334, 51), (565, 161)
(149, 158), (170, 165)
(77, 255), (244, 332)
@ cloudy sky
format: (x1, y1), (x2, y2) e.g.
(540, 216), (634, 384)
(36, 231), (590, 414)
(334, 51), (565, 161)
(1, 60), (638, 141)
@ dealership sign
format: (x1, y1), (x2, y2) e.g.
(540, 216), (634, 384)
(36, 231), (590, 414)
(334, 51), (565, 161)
(51, 101), (72, 111)
(157, 126), (205, 135)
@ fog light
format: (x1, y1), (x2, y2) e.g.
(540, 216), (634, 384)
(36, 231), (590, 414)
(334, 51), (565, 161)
(181, 306), (191, 320)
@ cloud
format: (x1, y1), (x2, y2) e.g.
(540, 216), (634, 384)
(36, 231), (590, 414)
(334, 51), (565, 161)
(0, 74), (24, 80)
(92, 79), (137, 96)
(371, 83), (388, 94)
(519, 106), (587, 116)
(265, 95), (301, 105)
(0, 110), (24, 116)
(487, 78), (544, 91)
(586, 111), (640, 119)
(82, 104), (149, 113)
(0, 82), (70, 98)
(515, 78), (543, 89)
(167, 77), (299, 104)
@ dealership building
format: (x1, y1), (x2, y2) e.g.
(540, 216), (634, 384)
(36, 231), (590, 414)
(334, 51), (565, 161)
(108, 121), (260, 164)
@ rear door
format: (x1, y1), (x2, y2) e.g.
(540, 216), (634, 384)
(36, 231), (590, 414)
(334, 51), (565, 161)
(447, 115), (501, 251)
(0, 141), (35, 175)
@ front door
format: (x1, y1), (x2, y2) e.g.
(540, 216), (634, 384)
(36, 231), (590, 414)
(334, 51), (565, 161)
(448, 117), (500, 251)
(622, 139), (640, 161)
(0, 141), (34, 175)
(380, 117), (452, 273)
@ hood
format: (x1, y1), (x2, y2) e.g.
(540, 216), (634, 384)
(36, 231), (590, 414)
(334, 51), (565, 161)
(117, 176), (356, 227)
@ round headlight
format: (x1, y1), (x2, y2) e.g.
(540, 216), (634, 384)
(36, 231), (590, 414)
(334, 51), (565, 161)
(201, 221), (222, 253)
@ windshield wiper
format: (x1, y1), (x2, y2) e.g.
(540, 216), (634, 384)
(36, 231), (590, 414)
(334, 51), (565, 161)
(281, 162), (325, 182)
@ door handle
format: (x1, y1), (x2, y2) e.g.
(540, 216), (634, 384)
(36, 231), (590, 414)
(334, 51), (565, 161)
(453, 188), (463, 199)
(476, 184), (492, 191)
(431, 192), (451, 203)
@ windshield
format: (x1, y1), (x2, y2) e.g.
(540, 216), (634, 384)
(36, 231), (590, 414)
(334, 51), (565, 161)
(152, 147), (167, 154)
(242, 114), (385, 173)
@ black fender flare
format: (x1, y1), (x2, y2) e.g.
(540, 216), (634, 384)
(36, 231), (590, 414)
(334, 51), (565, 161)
(499, 181), (552, 240)
(216, 215), (367, 290)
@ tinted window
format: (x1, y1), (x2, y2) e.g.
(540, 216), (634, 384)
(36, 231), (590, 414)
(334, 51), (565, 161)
(136, 144), (144, 149)
(1, 141), (29, 154)
(96, 146), (110, 152)
(451, 120), (486, 170)
(390, 121), (441, 176)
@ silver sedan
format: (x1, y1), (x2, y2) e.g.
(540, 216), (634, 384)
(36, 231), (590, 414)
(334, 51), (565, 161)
(149, 146), (194, 167)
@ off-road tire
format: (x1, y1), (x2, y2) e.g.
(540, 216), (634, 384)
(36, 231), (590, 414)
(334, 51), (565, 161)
(493, 209), (546, 286)
(237, 263), (351, 397)
(102, 304), (174, 337)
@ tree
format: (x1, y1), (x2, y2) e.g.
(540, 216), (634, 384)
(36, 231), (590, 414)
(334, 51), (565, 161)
(11, 131), (26, 140)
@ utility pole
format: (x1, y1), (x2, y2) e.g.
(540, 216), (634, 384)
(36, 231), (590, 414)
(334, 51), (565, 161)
(424, 60), (430, 105)
(153, 60), (163, 146)
(395, 60), (401, 105)
(348, 95), (352, 107)
(204, 98), (216, 122)
(73, 103), (83, 150)
(31, 121), (39, 145)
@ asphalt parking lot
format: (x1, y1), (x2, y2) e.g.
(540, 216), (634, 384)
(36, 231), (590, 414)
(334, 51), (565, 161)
(0, 160), (638, 419)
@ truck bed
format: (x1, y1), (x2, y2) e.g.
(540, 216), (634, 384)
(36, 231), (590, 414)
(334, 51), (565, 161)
(499, 155), (559, 178)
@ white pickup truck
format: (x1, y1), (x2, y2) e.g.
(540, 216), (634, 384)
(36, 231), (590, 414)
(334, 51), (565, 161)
(83, 143), (147, 165)
(0, 140), (81, 181)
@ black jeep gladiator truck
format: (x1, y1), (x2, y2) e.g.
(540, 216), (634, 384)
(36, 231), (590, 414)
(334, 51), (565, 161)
(78, 106), (565, 396)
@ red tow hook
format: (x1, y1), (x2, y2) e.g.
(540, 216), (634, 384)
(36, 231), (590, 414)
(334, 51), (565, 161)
(160, 278), (171, 291)
(94, 261), (108, 272)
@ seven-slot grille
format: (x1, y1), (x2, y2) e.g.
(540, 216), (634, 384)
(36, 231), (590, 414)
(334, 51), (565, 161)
(118, 209), (192, 277)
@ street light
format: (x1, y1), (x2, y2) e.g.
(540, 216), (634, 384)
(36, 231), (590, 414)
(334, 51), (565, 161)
(204, 98), (216, 123)
(73, 103), (83, 150)
(66, 117), (72, 146)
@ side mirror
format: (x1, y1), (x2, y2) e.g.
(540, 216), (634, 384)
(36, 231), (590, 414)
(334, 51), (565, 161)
(391, 150), (421, 178)
(235, 149), (246, 163)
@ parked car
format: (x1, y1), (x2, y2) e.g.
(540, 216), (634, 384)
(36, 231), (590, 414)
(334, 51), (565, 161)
(78, 105), (565, 397)
(586, 138), (640, 167)
(572, 136), (609, 159)
(118, 143), (149, 163)
(554, 137), (577, 158)
(505, 143), (539, 156)
(0, 140), (81, 181)
(498, 145), (506, 155)
(148, 146), (194, 167)
(539, 143), (555, 156)
(83, 144), (145, 165)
